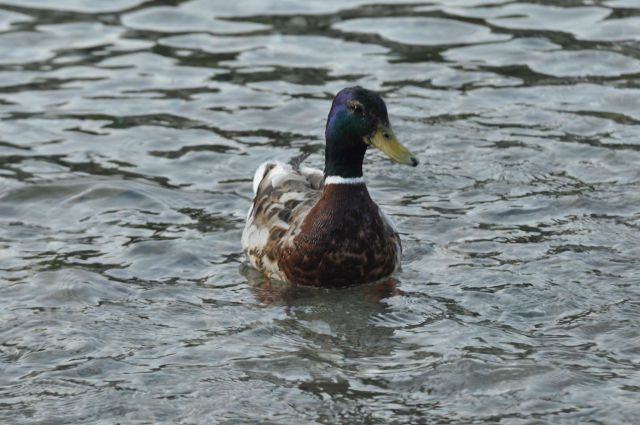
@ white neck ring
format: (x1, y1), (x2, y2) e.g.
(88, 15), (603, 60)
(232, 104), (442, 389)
(324, 176), (365, 185)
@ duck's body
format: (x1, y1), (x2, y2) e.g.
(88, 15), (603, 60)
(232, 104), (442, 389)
(242, 161), (400, 286)
(242, 87), (417, 287)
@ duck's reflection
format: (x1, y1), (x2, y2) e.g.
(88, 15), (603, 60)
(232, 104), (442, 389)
(250, 276), (403, 305)
(242, 263), (404, 357)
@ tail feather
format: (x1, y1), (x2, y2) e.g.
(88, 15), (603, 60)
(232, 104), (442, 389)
(252, 161), (277, 194)
(288, 152), (311, 171)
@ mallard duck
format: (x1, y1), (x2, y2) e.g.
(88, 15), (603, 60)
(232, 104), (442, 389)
(242, 86), (418, 286)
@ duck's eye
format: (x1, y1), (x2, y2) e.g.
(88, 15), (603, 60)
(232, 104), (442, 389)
(383, 132), (390, 140)
(348, 101), (364, 115)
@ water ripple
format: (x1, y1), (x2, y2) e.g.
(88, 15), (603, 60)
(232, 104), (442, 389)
(1, 0), (639, 424)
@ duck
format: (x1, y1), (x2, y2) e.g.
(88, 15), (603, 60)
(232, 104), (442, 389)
(241, 86), (418, 286)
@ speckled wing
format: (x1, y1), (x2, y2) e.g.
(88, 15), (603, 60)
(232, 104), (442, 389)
(241, 161), (322, 281)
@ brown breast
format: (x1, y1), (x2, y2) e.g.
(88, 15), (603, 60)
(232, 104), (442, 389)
(278, 184), (399, 286)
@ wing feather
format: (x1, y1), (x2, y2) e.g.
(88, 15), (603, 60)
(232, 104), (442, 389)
(242, 161), (323, 280)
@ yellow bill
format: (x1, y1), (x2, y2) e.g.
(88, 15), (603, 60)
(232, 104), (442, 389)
(368, 124), (418, 166)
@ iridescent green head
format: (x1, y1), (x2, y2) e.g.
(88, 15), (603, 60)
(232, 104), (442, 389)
(324, 86), (418, 178)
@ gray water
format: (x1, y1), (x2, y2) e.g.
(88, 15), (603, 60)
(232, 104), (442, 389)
(1, 0), (639, 423)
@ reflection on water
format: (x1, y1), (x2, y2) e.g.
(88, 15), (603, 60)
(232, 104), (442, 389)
(1, 0), (639, 423)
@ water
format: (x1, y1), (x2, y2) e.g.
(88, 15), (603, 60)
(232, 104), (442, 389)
(1, 0), (639, 423)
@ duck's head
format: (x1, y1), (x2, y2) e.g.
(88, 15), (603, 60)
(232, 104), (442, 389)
(324, 86), (418, 178)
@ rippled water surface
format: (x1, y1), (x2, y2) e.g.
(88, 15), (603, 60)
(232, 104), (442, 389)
(1, 0), (639, 423)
